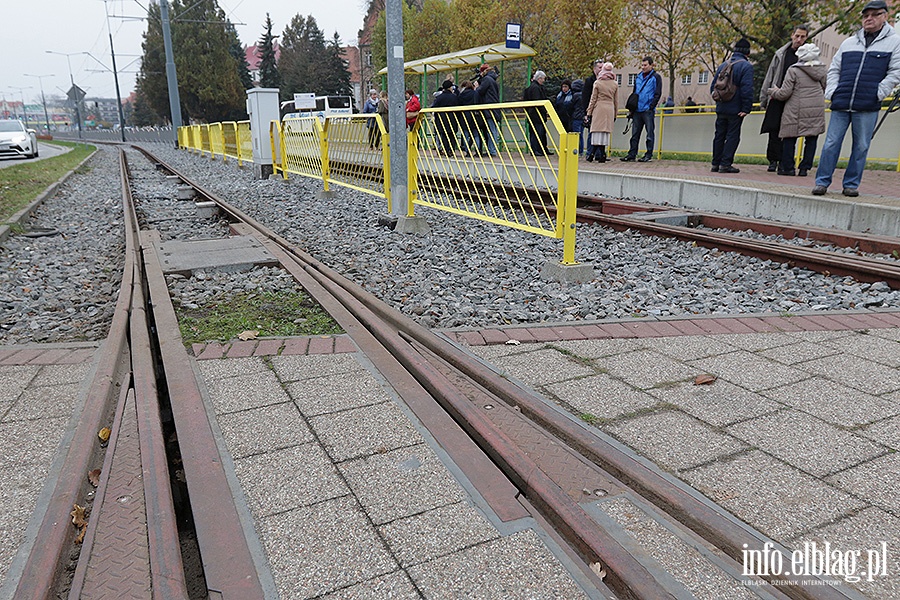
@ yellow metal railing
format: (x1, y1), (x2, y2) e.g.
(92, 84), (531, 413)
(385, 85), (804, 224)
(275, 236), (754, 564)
(237, 121), (253, 165)
(278, 116), (325, 181)
(412, 101), (580, 265)
(209, 122), (224, 159)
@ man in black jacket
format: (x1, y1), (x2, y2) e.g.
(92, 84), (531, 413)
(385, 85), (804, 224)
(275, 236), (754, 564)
(475, 63), (501, 156)
(431, 79), (460, 156)
(523, 70), (549, 156)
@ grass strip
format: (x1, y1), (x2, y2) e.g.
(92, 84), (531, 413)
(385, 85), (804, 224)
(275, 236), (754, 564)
(0, 141), (96, 222)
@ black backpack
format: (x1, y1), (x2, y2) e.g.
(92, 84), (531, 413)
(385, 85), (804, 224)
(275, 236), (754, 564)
(711, 59), (738, 102)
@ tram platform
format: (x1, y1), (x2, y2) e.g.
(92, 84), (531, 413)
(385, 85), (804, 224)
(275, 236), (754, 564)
(2, 308), (898, 598)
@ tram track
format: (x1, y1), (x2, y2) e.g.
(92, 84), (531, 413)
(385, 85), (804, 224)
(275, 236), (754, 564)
(129, 145), (862, 599)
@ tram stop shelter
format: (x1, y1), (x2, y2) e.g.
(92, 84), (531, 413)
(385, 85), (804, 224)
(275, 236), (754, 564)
(378, 42), (537, 101)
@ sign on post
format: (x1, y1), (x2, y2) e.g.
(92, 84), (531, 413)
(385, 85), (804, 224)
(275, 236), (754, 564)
(506, 23), (521, 49)
(293, 93), (316, 110)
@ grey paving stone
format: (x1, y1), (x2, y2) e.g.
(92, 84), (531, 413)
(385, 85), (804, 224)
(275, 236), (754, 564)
(204, 368), (291, 414)
(595, 497), (759, 600)
(338, 444), (466, 525)
(258, 495), (397, 599)
(322, 570), (419, 599)
(310, 401), (422, 462)
(552, 338), (649, 358)
(827, 452), (900, 514)
(728, 410), (884, 477)
(822, 332), (900, 368)
(648, 380), (780, 427)
(287, 372), (389, 417)
(0, 365), (38, 404)
(789, 508), (899, 599)
(3, 382), (81, 421)
(29, 362), (91, 387)
(762, 378), (898, 427)
(379, 501), (500, 567)
(215, 402), (314, 459)
(859, 415), (900, 450)
(196, 356), (269, 380)
(785, 330), (855, 343)
(757, 340), (842, 365)
(796, 354), (900, 395)
(271, 353), (363, 382)
(866, 327), (900, 342)
(646, 335), (738, 361)
(488, 348), (596, 387)
(469, 343), (539, 361)
(596, 349), (702, 389)
(682, 450), (866, 540)
(545, 374), (659, 421)
(713, 332), (799, 351)
(604, 410), (747, 471)
(233, 443), (348, 517)
(689, 351), (809, 392)
(407, 530), (588, 599)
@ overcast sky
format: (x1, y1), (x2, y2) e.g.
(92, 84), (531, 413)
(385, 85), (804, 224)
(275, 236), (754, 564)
(3, 0), (367, 105)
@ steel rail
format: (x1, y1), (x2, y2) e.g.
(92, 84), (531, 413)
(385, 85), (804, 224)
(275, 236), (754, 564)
(134, 145), (861, 600)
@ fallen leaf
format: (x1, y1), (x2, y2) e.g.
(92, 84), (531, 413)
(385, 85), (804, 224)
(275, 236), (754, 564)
(88, 469), (101, 487)
(694, 374), (717, 385)
(590, 562), (607, 580)
(98, 427), (111, 443)
(71, 504), (88, 528)
(74, 526), (87, 544)
(237, 330), (259, 341)
(505, 339), (521, 346)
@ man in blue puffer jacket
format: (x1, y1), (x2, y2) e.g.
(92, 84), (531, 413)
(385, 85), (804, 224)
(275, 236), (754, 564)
(813, 0), (900, 197)
(710, 38), (755, 173)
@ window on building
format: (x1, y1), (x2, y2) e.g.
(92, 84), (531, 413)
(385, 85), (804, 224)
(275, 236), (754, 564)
(681, 73), (692, 85)
(698, 71), (710, 84)
(616, 74), (622, 85)
(365, 51), (372, 67)
(628, 73), (637, 86)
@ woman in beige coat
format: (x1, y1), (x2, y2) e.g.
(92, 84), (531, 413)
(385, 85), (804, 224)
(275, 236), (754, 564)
(768, 43), (827, 176)
(584, 62), (619, 162)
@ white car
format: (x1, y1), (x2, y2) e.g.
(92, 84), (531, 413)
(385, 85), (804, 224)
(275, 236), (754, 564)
(0, 120), (39, 159)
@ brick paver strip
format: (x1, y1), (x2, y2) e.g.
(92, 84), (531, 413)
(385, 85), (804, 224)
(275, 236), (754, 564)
(281, 337), (310, 356)
(575, 324), (610, 339)
(27, 349), (73, 364)
(802, 314), (849, 331)
(2, 349), (47, 365)
(191, 343), (206, 357)
(0, 349), (25, 365)
(714, 318), (758, 334)
(739, 317), (780, 333)
(333, 336), (357, 354)
(306, 336), (335, 354)
(57, 348), (97, 364)
(597, 323), (638, 338)
(871, 311), (900, 327)
(859, 312), (900, 328)
(253, 339), (283, 356)
(550, 326), (586, 341)
(620, 322), (660, 337)
(833, 313), (880, 330)
(481, 329), (511, 344)
(690, 320), (733, 335)
(456, 331), (486, 346)
(197, 343), (227, 360)
(665, 320), (708, 336)
(503, 328), (538, 342)
(643, 321), (684, 337)
(226, 341), (257, 358)
(760, 316), (804, 332)
(527, 327), (561, 342)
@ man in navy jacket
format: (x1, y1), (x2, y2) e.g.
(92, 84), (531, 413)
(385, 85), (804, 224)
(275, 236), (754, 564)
(710, 38), (754, 173)
(813, 0), (900, 197)
(621, 57), (662, 162)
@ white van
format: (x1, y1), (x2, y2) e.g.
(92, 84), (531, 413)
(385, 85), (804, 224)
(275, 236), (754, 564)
(281, 96), (354, 121)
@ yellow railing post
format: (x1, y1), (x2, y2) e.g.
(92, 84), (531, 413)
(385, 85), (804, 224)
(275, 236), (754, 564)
(321, 118), (331, 192)
(655, 109), (664, 160)
(559, 131), (579, 265)
(381, 120), (392, 213)
(407, 123), (419, 218)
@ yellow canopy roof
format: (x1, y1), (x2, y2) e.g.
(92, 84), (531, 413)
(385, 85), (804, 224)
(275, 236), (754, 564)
(377, 42), (536, 76)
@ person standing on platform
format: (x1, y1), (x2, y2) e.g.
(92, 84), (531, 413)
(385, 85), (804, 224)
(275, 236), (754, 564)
(585, 62), (619, 162)
(759, 26), (809, 171)
(621, 57), (662, 162)
(768, 43), (826, 176)
(405, 89), (421, 131)
(475, 63), (501, 156)
(570, 79), (586, 156)
(376, 90), (389, 135)
(457, 80), (479, 156)
(581, 60), (603, 159)
(523, 70), (550, 156)
(431, 79), (460, 156)
(710, 38), (754, 173)
(813, 0), (900, 197)
(363, 89), (380, 148)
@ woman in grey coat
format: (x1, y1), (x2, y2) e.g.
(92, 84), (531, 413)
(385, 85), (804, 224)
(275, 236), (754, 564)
(768, 43), (827, 176)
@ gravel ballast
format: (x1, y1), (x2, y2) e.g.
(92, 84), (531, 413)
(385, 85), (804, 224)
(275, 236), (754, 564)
(2, 143), (898, 346)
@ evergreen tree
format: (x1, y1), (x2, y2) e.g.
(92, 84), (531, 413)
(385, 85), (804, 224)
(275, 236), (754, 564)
(278, 15), (352, 100)
(257, 14), (282, 89)
(227, 20), (254, 91)
(321, 32), (353, 96)
(132, 81), (162, 126)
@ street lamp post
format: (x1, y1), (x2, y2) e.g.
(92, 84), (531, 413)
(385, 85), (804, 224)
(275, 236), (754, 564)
(83, 52), (125, 142)
(46, 50), (84, 138)
(9, 86), (32, 128)
(23, 74), (53, 133)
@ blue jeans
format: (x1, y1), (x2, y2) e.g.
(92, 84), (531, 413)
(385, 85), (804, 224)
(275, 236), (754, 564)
(627, 110), (656, 158)
(711, 114), (744, 167)
(479, 115), (499, 156)
(815, 110), (878, 190)
(571, 119), (585, 156)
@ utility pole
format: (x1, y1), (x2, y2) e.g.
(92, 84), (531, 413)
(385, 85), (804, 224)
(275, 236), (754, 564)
(10, 86), (31, 128)
(46, 51), (84, 138)
(386, 0), (407, 219)
(159, 0), (183, 146)
(23, 74), (53, 133)
(103, 0), (127, 142)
